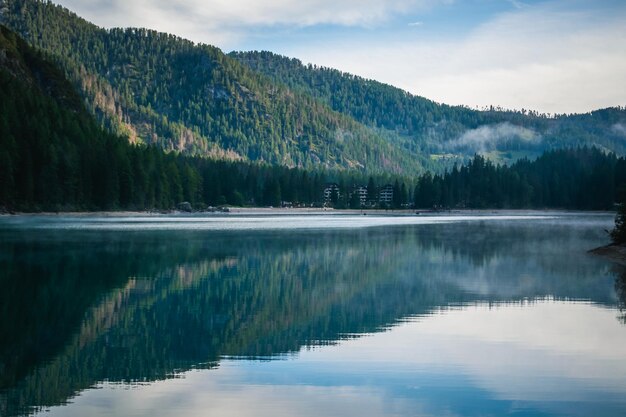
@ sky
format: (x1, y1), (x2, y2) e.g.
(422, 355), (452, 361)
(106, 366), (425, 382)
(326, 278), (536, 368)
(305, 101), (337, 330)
(54, 0), (626, 114)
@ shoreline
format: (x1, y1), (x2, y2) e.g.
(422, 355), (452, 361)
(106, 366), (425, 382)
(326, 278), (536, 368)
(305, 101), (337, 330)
(0, 208), (615, 217)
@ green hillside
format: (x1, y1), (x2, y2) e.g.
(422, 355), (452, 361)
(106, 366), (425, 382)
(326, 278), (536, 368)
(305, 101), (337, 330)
(0, 24), (199, 210)
(3, 0), (625, 174)
(1, 0), (428, 174)
(232, 51), (626, 163)
(0, 24), (386, 211)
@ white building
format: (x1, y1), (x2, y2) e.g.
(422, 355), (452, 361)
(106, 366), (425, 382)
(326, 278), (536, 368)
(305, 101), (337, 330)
(323, 183), (340, 204)
(355, 185), (368, 206)
(379, 184), (393, 205)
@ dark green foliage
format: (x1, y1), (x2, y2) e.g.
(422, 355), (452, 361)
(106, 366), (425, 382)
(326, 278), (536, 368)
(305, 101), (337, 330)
(0, 25), (195, 211)
(232, 50), (485, 156)
(0, 25), (402, 211)
(348, 191), (360, 209)
(611, 204), (626, 245)
(262, 177), (281, 207)
(367, 177), (377, 203)
(414, 148), (625, 210)
(611, 187), (626, 244)
(2, 0), (426, 174)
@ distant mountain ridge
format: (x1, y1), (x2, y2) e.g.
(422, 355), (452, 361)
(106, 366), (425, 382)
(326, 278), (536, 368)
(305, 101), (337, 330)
(2, 0), (626, 174)
(232, 51), (626, 163)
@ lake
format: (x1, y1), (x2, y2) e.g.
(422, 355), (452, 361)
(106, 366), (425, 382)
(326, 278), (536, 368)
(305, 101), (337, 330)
(1, 212), (625, 417)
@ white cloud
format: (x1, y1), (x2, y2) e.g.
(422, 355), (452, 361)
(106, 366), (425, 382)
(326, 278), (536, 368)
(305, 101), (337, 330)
(505, 0), (526, 9)
(287, 1), (626, 114)
(55, 0), (444, 46)
(613, 123), (626, 136)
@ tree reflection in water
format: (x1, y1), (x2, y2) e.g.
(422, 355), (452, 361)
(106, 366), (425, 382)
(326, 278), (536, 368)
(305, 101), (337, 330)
(0, 218), (620, 416)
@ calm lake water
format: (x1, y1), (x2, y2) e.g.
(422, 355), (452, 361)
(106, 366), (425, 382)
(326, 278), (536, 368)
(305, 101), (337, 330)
(1, 212), (625, 417)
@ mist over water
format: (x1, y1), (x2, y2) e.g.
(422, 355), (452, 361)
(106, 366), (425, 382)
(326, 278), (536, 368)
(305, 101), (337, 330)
(1, 212), (625, 417)
(0, 212), (555, 231)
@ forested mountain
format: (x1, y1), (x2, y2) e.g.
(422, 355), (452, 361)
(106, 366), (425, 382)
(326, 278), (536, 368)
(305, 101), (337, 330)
(0, 0), (428, 174)
(0, 23), (388, 211)
(232, 51), (626, 164)
(0, 24), (197, 210)
(2, 1), (626, 212)
(4, 1), (625, 176)
(2, 20), (626, 212)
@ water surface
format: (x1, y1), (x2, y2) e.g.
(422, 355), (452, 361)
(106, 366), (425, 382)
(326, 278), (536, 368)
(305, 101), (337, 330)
(1, 212), (624, 417)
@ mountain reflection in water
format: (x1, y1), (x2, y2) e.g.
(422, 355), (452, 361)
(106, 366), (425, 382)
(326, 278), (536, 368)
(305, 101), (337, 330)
(0, 214), (624, 417)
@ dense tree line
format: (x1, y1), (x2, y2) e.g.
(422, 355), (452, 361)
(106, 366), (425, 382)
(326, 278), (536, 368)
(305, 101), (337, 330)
(0, 55), (380, 211)
(414, 148), (625, 210)
(0, 24), (401, 211)
(2, 0), (426, 174)
(319, 148), (626, 211)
